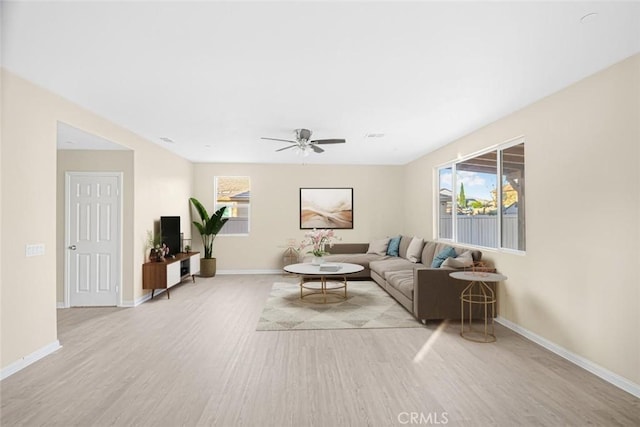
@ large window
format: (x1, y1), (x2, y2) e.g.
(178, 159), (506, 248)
(436, 139), (525, 252)
(214, 176), (250, 235)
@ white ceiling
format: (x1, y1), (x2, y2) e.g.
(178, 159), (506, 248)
(3, 1), (639, 165)
(56, 122), (132, 151)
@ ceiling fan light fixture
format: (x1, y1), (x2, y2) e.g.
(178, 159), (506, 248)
(262, 128), (345, 155)
(294, 145), (310, 157)
(296, 128), (312, 142)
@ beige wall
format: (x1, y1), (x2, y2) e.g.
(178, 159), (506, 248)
(1, 69), (193, 371)
(132, 146), (194, 301)
(56, 150), (134, 305)
(1, 70), (59, 369)
(403, 54), (640, 385)
(192, 163), (404, 270)
(0, 63), (4, 370)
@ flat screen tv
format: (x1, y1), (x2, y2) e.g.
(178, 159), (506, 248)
(161, 216), (181, 256)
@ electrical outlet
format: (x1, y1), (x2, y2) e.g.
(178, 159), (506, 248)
(26, 243), (45, 257)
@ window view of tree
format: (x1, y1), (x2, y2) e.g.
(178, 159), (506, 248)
(437, 140), (525, 252)
(215, 176), (250, 235)
(456, 152), (498, 247)
(457, 183), (466, 210)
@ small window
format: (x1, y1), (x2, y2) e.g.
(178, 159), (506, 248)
(436, 139), (525, 252)
(214, 176), (250, 235)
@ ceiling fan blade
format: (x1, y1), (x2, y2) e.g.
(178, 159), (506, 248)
(310, 145), (325, 153)
(261, 137), (297, 144)
(310, 139), (346, 145)
(276, 145), (297, 152)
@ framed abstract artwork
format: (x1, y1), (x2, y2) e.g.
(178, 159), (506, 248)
(300, 188), (353, 229)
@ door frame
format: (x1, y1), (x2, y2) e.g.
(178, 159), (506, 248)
(64, 171), (123, 307)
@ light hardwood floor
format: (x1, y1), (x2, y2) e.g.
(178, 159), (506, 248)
(1, 275), (638, 426)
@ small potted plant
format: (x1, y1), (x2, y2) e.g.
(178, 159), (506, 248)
(145, 230), (164, 262)
(189, 197), (228, 277)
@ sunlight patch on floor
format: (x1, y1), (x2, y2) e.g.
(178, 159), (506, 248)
(413, 320), (449, 363)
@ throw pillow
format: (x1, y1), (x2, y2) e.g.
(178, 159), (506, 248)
(367, 237), (391, 256)
(387, 236), (401, 257)
(441, 250), (474, 268)
(406, 237), (424, 263)
(431, 246), (458, 268)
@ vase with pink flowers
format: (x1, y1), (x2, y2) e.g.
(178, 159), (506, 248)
(298, 229), (340, 265)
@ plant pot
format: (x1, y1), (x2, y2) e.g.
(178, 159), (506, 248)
(149, 248), (164, 262)
(200, 258), (217, 277)
(312, 256), (325, 265)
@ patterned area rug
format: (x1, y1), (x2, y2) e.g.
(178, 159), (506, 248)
(256, 281), (423, 331)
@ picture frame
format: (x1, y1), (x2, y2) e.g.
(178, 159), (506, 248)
(300, 188), (353, 229)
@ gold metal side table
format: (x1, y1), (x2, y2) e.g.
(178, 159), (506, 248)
(450, 271), (507, 343)
(282, 246), (299, 276)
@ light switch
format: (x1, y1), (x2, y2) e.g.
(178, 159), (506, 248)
(26, 243), (45, 257)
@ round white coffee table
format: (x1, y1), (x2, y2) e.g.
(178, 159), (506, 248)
(450, 271), (507, 343)
(284, 262), (364, 303)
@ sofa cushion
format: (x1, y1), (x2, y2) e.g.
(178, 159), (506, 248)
(370, 257), (416, 278)
(406, 237), (424, 263)
(326, 243), (370, 255)
(434, 242), (456, 257)
(385, 270), (414, 300)
(421, 241), (439, 266)
(465, 249), (483, 262)
(423, 242), (455, 266)
(398, 235), (412, 259)
(387, 236), (401, 256)
(431, 246), (457, 268)
(367, 237), (390, 256)
(442, 250), (473, 268)
(317, 253), (387, 269)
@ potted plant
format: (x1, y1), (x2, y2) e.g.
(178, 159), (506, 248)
(297, 229), (340, 265)
(189, 197), (228, 277)
(145, 230), (164, 262)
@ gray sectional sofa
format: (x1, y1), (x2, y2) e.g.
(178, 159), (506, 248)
(316, 236), (495, 322)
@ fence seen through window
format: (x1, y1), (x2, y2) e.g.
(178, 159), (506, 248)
(437, 140), (525, 251)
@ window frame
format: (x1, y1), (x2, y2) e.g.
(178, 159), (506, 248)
(434, 137), (525, 254)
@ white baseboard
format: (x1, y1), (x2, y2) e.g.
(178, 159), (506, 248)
(496, 316), (640, 399)
(56, 302), (66, 309)
(124, 270), (281, 306)
(216, 269), (281, 275)
(121, 290), (159, 307)
(1, 340), (62, 381)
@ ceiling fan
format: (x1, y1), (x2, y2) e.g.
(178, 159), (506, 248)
(261, 128), (346, 155)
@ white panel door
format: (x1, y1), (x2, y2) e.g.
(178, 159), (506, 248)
(66, 173), (121, 306)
